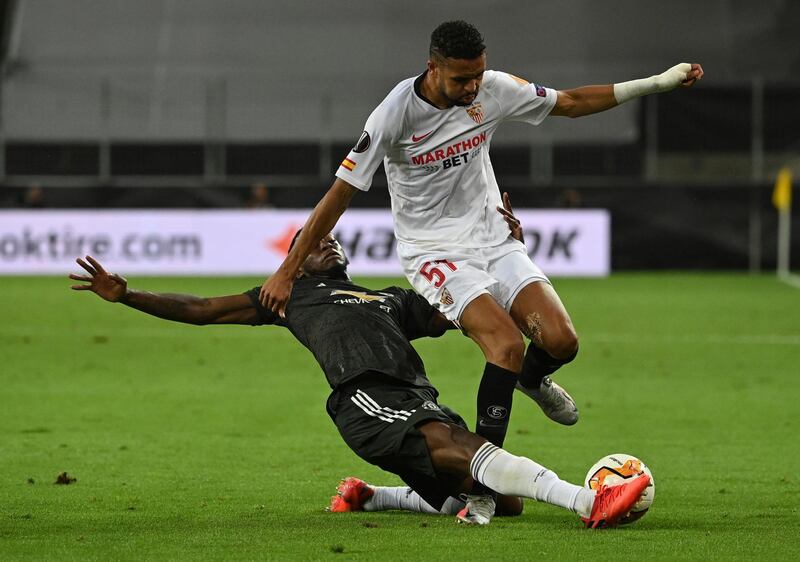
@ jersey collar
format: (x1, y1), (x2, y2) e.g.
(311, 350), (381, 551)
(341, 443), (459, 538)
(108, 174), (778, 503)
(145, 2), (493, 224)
(414, 71), (444, 110)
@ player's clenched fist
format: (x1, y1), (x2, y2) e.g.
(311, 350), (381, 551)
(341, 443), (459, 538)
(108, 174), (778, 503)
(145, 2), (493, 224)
(259, 269), (293, 318)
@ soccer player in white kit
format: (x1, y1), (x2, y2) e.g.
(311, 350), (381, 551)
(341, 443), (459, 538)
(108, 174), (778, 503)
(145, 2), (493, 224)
(261, 21), (702, 524)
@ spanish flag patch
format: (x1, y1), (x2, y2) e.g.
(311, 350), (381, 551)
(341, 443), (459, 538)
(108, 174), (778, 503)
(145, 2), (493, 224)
(341, 158), (357, 171)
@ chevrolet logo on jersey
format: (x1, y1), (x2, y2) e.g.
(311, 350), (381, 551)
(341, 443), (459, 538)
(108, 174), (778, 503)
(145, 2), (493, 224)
(331, 289), (389, 303)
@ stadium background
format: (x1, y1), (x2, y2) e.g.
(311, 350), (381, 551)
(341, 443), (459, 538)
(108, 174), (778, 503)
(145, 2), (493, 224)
(0, 0), (798, 270)
(2, 1), (799, 560)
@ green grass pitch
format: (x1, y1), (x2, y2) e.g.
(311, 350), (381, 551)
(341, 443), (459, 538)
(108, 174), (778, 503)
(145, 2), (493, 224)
(1, 273), (799, 560)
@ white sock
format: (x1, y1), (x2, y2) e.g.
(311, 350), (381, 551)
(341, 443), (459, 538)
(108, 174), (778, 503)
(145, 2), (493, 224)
(362, 486), (462, 515)
(470, 442), (595, 518)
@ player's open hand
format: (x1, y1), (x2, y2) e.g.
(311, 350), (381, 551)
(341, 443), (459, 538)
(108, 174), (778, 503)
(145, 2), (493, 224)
(680, 63), (704, 88)
(259, 269), (294, 318)
(497, 191), (524, 244)
(69, 255), (128, 302)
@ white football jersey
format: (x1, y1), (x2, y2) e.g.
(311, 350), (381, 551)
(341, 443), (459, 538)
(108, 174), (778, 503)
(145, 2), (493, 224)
(335, 70), (557, 249)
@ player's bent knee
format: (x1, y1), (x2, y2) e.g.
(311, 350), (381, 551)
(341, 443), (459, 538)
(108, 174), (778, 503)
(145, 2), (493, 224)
(418, 421), (478, 476)
(486, 334), (525, 370)
(462, 298), (525, 369)
(547, 325), (579, 360)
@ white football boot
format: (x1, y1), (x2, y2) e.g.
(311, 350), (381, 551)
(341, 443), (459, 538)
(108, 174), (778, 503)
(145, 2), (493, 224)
(455, 493), (496, 525)
(516, 376), (579, 425)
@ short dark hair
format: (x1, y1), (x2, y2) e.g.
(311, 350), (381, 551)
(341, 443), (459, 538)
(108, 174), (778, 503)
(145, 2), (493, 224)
(430, 21), (485, 61)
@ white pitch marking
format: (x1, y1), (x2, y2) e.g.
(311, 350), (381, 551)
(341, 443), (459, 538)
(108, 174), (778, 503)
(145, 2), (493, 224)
(778, 273), (800, 290)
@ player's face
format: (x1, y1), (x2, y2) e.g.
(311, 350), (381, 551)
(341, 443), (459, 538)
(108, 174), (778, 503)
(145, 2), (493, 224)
(430, 53), (486, 107)
(302, 233), (348, 277)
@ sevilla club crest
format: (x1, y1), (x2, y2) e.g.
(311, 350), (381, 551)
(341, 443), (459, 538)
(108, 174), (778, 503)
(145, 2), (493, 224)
(466, 102), (484, 124)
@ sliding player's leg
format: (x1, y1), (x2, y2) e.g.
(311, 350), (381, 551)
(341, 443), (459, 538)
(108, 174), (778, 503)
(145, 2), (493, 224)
(418, 420), (650, 529)
(329, 476), (523, 516)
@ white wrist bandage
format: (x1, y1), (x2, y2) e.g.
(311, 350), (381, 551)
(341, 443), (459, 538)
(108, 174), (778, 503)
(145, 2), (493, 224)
(613, 63), (692, 104)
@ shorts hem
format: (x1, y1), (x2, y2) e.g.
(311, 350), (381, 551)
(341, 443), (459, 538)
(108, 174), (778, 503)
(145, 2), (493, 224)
(453, 285), (492, 322)
(504, 275), (551, 311)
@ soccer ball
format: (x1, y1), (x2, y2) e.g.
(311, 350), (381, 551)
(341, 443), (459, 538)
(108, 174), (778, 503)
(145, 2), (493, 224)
(584, 453), (655, 525)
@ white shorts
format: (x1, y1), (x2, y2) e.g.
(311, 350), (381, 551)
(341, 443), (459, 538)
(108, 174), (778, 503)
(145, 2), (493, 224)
(397, 236), (550, 322)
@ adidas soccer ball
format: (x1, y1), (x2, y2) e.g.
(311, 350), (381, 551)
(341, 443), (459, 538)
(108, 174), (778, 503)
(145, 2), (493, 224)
(584, 453), (655, 525)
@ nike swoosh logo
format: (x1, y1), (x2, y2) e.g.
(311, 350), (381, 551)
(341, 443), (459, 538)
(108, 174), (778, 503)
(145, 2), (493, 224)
(411, 131), (433, 143)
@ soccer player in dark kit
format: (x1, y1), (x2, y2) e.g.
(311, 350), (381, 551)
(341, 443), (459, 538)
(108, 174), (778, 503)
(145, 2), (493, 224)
(69, 206), (649, 528)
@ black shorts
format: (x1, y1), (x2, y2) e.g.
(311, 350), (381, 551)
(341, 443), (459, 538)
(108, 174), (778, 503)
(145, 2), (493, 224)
(327, 374), (468, 511)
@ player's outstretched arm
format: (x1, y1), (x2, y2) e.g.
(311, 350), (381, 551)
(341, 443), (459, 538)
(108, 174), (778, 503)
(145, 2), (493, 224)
(551, 63), (703, 118)
(259, 178), (358, 316)
(69, 255), (259, 325)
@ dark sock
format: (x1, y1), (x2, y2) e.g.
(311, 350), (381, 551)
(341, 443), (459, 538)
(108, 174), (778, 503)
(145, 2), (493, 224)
(475, 362), (517, 448)
(469, 480), (496, 498)
(518, 343), (578, 390)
